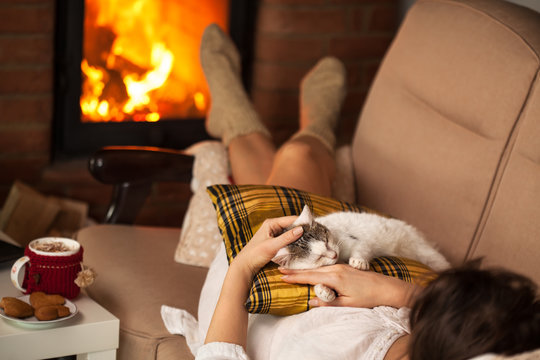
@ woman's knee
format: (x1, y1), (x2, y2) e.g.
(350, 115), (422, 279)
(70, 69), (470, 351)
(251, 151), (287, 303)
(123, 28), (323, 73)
(276, 139), (319, 164)
(267, 137), (335, 196)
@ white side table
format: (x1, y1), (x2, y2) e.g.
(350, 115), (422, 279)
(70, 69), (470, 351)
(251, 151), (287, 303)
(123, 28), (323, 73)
(0, 263), (119, 360)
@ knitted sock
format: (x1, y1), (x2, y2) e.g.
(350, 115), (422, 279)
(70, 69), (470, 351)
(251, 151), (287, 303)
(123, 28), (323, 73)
(200, 24), (270, 145)
(292, 57), (347, 152)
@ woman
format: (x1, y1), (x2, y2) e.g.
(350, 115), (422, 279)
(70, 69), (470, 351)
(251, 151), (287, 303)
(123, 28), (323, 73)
(197, 24), (540, 360)
(200, 219), (539, 360)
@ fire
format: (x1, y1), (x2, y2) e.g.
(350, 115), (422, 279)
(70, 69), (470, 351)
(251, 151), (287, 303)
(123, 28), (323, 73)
(122, 43), (174, 115)
(81, 0), (229, 122)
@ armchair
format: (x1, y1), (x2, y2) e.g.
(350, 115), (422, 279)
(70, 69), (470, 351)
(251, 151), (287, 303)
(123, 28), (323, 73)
(88, 146), (194, 224)
(78, 0), (540, 359)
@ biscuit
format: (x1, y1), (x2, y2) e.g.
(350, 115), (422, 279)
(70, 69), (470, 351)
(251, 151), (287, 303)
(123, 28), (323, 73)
(29, 292), (65, 309)
(34, 305), (71, 321)
(0, 297), (34, 318)
(55, 304), (71, 318)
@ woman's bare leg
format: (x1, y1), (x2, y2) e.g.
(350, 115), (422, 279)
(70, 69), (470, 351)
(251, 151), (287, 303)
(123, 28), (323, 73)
(228, 133), (275, 184)
(266, 137), (335, 197)
(266, 57), (347, 197)
(201, 25), (346, 189)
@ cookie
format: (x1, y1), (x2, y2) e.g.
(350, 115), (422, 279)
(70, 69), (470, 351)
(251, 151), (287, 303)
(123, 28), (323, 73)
(55, 304), (71, 318)
(34, 305), (71, 321)
(0, 297), (34, 318)
(29, 292), (65, 309)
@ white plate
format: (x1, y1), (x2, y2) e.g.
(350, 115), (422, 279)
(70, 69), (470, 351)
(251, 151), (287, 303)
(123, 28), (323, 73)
(0, 295), (78, 325)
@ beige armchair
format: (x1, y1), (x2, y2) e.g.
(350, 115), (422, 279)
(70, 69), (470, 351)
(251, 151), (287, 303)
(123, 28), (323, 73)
(78, 0), (540, 358)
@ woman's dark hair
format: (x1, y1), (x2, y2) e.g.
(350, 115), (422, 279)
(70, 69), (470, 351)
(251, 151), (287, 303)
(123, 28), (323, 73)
(409, 260), (540, 360)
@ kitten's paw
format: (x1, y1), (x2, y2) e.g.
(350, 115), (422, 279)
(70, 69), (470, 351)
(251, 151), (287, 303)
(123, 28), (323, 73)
(314, 284), (336, 302)
(349, 257), (370, 270)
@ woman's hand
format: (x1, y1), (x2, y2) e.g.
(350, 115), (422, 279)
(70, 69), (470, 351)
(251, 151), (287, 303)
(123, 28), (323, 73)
(280, 264), (421, 309)
(231, 216), (304, 278)
(205, 216), (303, 346)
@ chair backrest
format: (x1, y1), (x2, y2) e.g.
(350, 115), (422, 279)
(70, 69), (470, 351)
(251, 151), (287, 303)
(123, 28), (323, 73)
(351, 0), (540, 283)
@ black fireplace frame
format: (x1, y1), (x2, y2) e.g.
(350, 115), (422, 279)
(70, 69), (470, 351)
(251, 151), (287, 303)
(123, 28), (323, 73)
(53, 0), (258, 160)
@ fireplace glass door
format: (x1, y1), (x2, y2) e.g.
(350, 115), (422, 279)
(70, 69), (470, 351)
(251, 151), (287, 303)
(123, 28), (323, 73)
(54, 0), (256, 159)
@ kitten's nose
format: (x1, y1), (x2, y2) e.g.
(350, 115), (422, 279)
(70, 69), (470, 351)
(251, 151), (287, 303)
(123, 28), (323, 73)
(328, 251), (337, 259)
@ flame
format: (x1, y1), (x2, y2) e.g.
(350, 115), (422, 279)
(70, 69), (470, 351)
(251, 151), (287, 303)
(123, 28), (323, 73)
(123, 43), (174, 114)
(193, 92), (206, 111)
(81, 0), (230, 122)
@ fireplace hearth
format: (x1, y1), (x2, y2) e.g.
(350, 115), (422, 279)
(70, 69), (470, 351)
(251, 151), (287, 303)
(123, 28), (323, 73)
(53, 0), (258, 160)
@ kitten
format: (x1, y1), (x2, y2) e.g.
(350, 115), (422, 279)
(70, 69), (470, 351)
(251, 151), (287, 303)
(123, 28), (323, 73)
(272, 205), (450, 302)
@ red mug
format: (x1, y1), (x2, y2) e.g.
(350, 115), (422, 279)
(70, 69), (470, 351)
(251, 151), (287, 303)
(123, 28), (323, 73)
(11, 237), (83, 299)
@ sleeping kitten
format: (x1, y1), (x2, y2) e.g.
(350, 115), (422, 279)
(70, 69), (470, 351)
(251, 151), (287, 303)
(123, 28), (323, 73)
(272, 205), (450, 302)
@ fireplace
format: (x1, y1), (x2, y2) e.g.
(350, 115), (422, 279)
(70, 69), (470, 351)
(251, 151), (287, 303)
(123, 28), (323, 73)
(53, 0), (258, 159)
(0, 0), (399, 227)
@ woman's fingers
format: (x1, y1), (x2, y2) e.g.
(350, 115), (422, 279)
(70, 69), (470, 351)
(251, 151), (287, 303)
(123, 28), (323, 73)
(280, 270), (322, 285)
(260, 216), (297, 237)
(280, 264), (345, 275)
(234, 216), (304, 274)
(281, 265), (419, 309)
(275, 225), (303, 248)
(258, 216), (303, 251)
(280, 265), (346, 286)
(249, 216), (298, 246)
(266, 216), (298, 231)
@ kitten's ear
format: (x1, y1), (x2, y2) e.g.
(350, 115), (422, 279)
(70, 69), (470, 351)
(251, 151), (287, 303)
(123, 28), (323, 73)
(272, 247), (291, 267)
(293, 205), (314, 226)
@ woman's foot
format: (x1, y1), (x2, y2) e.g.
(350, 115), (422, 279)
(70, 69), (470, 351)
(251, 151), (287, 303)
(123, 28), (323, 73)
(292, 57), (347, 152)
(200, 24), (270, 145)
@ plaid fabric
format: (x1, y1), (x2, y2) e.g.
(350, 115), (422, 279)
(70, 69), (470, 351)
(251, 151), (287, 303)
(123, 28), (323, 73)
(369, 256), (437, 287)
(207, 184), (436, 316)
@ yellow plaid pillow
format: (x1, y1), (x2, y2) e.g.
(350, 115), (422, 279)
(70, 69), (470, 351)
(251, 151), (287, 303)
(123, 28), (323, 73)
(207, 184), (437, 316)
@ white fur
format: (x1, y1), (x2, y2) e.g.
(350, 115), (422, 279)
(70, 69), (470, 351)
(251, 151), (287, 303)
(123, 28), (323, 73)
(314, 283), (336, 302)
(294, 206), (314, 226)
(317, 211), (450, 272)
(280, 206), (450, 302)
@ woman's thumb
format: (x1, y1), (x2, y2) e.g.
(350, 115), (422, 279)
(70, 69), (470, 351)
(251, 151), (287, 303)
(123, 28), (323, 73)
(281, 226), (303, 246)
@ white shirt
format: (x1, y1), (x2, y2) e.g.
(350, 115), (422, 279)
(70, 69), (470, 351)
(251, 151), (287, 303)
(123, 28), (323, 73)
(163, 244), (410, 360)
(196, 306), (410, 360)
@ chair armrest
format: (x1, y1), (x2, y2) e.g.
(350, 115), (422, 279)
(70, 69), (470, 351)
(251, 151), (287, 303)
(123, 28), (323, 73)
(88, 146), (195, 224)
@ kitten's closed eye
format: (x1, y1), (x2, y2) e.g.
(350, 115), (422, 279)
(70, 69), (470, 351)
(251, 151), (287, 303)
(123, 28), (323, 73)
(272, 206), (341, 270)
(326, 251), (337, 259)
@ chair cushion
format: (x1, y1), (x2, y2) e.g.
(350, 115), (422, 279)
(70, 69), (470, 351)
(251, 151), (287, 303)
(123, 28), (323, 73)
(351, 0), (540, 265)
(175, 141), (231, 268)
(77, 224), (207, 360)
(206, 184), (437, 316)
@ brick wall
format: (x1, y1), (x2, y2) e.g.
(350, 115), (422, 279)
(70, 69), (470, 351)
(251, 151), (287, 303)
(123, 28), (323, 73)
(0, 0), (54, 187)
(251, 0), (398, 145)
(0, 1), (57, 210)
(0, 0), (398, 228)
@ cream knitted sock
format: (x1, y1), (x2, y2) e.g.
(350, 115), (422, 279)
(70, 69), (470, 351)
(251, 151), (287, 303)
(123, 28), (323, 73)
(292, 57), (347, 152)
(200, 24), (270, 145)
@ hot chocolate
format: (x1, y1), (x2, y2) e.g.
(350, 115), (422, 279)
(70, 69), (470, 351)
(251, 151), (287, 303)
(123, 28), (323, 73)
(31, 241), (71, 253)
(11, 237), (83, 298)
